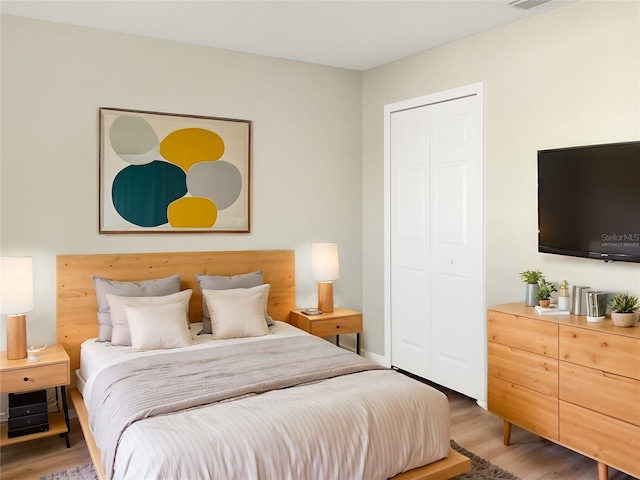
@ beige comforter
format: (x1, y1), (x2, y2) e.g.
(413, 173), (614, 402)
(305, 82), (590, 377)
(87, 334), (450, 480)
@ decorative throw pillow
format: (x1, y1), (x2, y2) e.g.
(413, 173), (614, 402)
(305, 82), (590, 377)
(93, 274), (181, 342)
(123, 302), (195, 351)
(203, 289), (270, 340)
(196, 271), (274, 333)
(106, 289), (192, 346)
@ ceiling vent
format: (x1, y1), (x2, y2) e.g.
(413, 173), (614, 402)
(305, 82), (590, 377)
(507, 0), (552, 10)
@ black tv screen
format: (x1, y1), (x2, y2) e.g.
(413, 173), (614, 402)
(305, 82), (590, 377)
(538, 141), (640, 263)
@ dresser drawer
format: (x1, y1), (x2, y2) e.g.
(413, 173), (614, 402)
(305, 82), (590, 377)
(488, 310), (558, 358)
(488, 376), (558, 441)
(489, 342), (558, 396)
(560, 401), (640, 478)
(0, 363), (69, 393)
(310, 315), (362, 337)
(559, 325), (640, 380)
(560, 362), (640, 427)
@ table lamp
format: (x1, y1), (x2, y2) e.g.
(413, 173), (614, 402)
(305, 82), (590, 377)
(1, 257), (34, 360)
(311, 243), (339, 313)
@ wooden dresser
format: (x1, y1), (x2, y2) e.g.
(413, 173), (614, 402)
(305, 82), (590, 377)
(487, 303), (640, 480)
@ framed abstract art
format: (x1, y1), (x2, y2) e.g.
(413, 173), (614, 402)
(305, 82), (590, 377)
(99, 108), (251, 233)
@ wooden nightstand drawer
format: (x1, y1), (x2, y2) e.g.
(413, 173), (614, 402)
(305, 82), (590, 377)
(309, 315), (362, 337)
(289, 308), (363, 354)
(1, 363), (69, 393)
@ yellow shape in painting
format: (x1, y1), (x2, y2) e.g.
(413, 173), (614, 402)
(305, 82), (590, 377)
(168, 197), (218, 228)
(160, 128), (225, 171)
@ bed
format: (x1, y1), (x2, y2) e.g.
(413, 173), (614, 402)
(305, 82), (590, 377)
(57, 250), (470, 480)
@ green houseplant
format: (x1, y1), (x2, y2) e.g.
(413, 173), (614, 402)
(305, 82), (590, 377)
(534, 280), (557, 308)
(609, 293), (640, 327)
(519, 270), (545, 306)
(519, 270), (544, 284)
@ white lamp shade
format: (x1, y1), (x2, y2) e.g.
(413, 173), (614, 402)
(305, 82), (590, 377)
(1, 257), (34, 314)
(311, 243), (339, 281)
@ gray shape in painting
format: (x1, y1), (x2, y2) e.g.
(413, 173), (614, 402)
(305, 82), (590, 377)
(110, 116), (160, 165)
(187, 161), (242, 210)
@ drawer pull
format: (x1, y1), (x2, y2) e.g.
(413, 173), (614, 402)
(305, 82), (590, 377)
(336, 325), (341, 329)
(23, 377), (29, 382)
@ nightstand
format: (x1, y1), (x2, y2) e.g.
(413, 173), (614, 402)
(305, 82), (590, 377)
(290, 308), (363, 354)
(0, 343), (71, 448)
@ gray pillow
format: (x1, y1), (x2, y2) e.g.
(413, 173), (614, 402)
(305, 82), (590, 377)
(92, 274), (181, 342)
(196, 271), (274, 334)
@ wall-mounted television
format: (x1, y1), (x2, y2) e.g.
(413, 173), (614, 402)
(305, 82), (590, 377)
(538, 141), (640, 263)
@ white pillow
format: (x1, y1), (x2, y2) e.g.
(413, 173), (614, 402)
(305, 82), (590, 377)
(123, 302), (195, 351)
(106, 289), (192, 346)
(202, 284), (270, 327)
(203, 286), (270, 340)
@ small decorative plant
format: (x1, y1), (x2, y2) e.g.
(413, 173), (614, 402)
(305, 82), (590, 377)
(535, 280), (557, 301)
(519, 270), (544, 284)
(609, 293), (639, 328)
(609, 293), (640, 313)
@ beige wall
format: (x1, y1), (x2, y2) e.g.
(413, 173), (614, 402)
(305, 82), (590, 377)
(2, 2), (639, 358)
(362, 1), (640, 355)
(0, 15), (363, 348)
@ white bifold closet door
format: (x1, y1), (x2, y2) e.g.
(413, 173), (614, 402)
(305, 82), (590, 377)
(389, 90), (484, 401)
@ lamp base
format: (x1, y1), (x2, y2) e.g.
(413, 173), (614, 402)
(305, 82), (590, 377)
(7, 314), (27, 360)
(317, 282), (334, 313)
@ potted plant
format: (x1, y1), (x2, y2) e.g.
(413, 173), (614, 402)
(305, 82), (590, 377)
(535, 280), (557, 308)
(519, 270), (545, 306)
(609, 293), (640, 327)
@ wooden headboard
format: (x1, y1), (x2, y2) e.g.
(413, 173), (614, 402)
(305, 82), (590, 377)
(57, 250), (295, 384)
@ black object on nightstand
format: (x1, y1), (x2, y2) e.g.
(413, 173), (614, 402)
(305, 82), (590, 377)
(8, 390), (49, 438)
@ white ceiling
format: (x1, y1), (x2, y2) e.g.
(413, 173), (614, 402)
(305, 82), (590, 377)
(1, 0), (578, 71)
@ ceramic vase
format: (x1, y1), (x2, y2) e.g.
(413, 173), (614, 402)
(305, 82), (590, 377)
(611, 312), (637, 328)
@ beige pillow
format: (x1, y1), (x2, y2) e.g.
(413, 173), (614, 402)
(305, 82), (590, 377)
(195, 271), (274, 332)
(93, 274), (181, 342)
(106, 289), (192, 346)
(202, 284), (270, 325)
(203, 286), (270, 340)
(123, 302), (195, 351)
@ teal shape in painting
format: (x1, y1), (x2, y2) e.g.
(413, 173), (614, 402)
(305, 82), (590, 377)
(112, 161), (187, 227)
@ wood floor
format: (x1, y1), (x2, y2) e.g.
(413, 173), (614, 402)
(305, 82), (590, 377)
(0, 388), (637, 480)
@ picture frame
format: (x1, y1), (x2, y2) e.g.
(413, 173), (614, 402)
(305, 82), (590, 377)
(99, 108), (251, 233)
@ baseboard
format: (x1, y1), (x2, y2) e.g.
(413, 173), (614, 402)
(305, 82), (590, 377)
(362, 349), (388, 366)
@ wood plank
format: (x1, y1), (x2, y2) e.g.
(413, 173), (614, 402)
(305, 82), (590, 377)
(70, 389), (106, 480)
(391, 447), (470, 480)
(0, 411), (68, 447)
